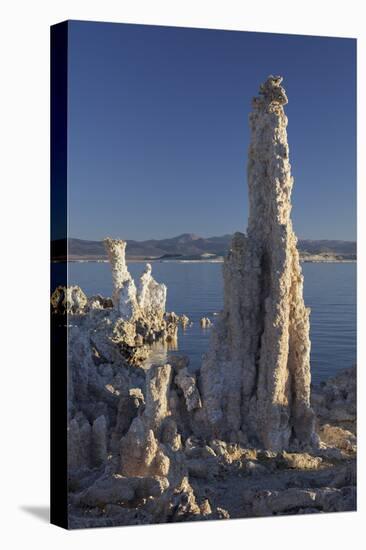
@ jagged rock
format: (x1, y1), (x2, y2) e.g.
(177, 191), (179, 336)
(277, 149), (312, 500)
(104, 238), (133, 310)
(120, 417), (170, 477)
(73, 474), (136, 507)
(88, 294), (113, 310)
(165, 311), (179, 323)
(164, 356), (203, 438)
(279, 452), (322, 470)
(68, 414), (91, 470)
(200, 499), (212, 516)
(112, 387), (144, 446)
(209, 440), (227, 457)
(51, 285), (88, 315)
(184, 438), (217, 459)
(119, 364), (174, 477)
(200, 317), (212, 328)
(175, 368), (202, 411)
(312, 366), (356, 429)
(199, 76), (316, 450)
(108, 318), (150, 365)
(161, 417), (182, 451)
(67, 318), (141, 420)
(168, 476), (202, 521)
(180, 315), (191, 328)
(216, 507), (230, 519)
(144, 364), (172, 434)
(137, 263), (167, 323)
(319, 424), (356, 453)
(162, 313), (180, 342)
(168, 354), (190, 372)
(184, 440), (219, 479)
(62, 240), (182, 423)
(73, 473), (169, 507)
(62, 242), (187, 523)
(92, 415), (108, 466)
(104, 238), (168, 327)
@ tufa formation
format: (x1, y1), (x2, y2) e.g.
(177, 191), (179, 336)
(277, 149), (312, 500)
(199, 76), (316, 450)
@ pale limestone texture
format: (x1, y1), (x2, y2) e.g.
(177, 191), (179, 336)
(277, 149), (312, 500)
(137, 263), (167, 323)
(104, 239), (167, 324)
(174, 368), (202, 412)
(120, 364), (172, 477)
(67, 354), (356, 528)
(318, 424), (356, 453)
(199, 76), (316, 450)
(104, 238), (132, 309)
(59, 240), (186, 505)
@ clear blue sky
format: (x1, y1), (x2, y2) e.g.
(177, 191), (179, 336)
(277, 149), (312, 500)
(67, 21), (356, 241)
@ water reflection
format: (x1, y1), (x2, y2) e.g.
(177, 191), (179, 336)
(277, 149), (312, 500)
(63, 261), (356, 384)
(142, 337), (179, 370)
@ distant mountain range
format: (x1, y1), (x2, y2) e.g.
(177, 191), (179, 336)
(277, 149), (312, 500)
(51, 234), (356, 262)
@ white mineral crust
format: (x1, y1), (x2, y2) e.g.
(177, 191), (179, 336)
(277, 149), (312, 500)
(104, 238), (132, 308)
(137, 263), (167, 322)
(199, 76), (316, 450)
(104, 238), (167, 323)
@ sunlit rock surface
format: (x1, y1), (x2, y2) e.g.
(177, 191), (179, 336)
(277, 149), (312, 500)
(199, 76), (316, 450)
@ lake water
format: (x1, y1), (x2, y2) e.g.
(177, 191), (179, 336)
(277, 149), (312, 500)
(60, 261), (356, 385)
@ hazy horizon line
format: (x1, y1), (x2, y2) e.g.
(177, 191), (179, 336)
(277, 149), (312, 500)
(63, 233), (357, 243)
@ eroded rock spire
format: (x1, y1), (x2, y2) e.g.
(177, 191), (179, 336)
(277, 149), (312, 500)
(199, 76), (316, 450)
(104, 238), (167, 323)
(104, 238), (137, 313)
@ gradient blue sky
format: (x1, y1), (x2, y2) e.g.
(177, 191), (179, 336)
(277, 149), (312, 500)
(67, 21), (356, 241)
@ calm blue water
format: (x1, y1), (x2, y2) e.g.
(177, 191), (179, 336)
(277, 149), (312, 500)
(60, 261), (356, 385)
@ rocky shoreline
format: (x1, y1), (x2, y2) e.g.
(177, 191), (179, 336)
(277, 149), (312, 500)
(54, 284), (356, 527)
(51, 247), (356, 527)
